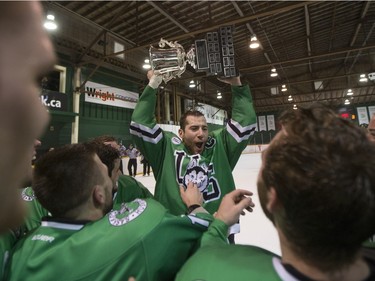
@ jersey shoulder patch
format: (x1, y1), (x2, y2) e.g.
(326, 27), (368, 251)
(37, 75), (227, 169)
(108, 199), (147, 227)
(172, 136), (182, 145)
(21, 187), (36, 202)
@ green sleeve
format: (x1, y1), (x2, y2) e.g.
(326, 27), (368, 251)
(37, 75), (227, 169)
(0, 232), (17, 280)
(199, 219), (229, 247)
(220, 84), (257, 169)
(114, 175), (153, 207)
(130, 86), (166, 176)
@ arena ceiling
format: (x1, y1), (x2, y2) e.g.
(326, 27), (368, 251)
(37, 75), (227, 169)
(44, 1), (375, 114)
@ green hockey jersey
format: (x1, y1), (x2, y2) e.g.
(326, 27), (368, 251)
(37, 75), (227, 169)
(0, 231), (17, 280)
(176, 243), (375, 281)
(5, 199), (218, 281)
(130, 84), (256, 216)
(20, 186), (49, 233)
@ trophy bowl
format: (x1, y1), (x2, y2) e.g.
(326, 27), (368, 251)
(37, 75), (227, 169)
(149, 39), (195, 83)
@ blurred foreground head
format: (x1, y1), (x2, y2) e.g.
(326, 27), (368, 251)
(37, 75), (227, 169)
(0, 1), (56, 233)
(258, 104), (375, 271)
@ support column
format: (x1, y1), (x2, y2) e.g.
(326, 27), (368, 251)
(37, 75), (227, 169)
(174, 85), (181, 125)
(164, 90), (170, 124)
(71, 67), (81, 144)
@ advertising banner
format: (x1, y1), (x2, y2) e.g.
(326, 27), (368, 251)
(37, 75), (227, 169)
(40, 89), (67, 111)
(85, 81), (138, 109)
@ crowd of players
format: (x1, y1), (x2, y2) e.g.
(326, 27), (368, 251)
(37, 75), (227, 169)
(0, 2), (374, 281)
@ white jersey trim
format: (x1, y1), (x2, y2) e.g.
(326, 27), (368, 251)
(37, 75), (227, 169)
(272, 257), (300, 281)
(228, 222), (240, 235)
(130, 121), (163, 144)
(41, 221), (85, 230)
(226, 119), (256, 143)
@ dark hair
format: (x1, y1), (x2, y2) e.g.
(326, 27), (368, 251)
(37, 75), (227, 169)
(33, 143), (104, 218)
(179, 110), (205, 130)
(262, 104), (375, 270)
(90, 135), (117, 144)
(85, 140), (120, 177)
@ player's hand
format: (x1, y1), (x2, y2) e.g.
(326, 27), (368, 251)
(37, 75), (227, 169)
(217, 76), (242, 86)
(147, 70), (163, 89)
(179, 181), (203, 208)
(215, 189), (254, 226)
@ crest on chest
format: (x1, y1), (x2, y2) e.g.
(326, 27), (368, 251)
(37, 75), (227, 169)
(174, 150), (221, 202)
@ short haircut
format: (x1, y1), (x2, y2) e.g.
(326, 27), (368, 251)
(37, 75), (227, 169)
(179, 110), (205, 130)
(85, 140), (120, 177)
(91, 135), (117, 144)
(262, 104), (375, 270)
(33, 143), (104, 218)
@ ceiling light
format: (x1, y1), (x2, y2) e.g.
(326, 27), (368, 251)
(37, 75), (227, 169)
(217, 91), (222, 99)
(217, 95), (222, 99)
(359, 74), (368, 82)
(249, 35), (260, 49)
(281, 84), (287, 92)
(189, 80), (196, 88)
(293, 104), (297, 110)
(44, 13), (57, 30)
(344, 99), (350, 105)
(142, 59), (151, 69)
(288, 95), (293, 102)
(346, 89), (353, 96)
(270, 68), (278, 77)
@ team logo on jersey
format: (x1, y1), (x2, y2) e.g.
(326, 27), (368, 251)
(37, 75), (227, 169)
(21, 187), (36, 202)
(108, 199), (147, 226)
(205, 136), (216, 149)
(183, 158), (209, 192)
(175, 151), (221, 203)
(172, 136), (181, 145)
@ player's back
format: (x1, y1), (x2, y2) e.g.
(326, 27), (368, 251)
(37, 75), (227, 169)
(5, 198), (211, 281)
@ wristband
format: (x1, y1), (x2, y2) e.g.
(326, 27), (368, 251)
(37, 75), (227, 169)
(187, 204), (201, 214)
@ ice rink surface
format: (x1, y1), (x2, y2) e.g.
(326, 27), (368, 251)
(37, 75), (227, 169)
(135, 152), (281, 256)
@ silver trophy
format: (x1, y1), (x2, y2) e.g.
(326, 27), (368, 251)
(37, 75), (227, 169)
(149, 38), (196, 83)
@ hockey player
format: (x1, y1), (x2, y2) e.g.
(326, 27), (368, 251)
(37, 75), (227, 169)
(19, 140), (153, 236)
(4, 143), (253, 281)
(130, 71), (256, 225)
(176, 104), (375, 281)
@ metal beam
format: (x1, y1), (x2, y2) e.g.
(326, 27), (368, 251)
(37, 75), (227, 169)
(105, 1), (312, 58)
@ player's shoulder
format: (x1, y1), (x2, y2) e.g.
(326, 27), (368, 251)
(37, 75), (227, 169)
(118, 174), (136, 185)
(178, 245), (281, 281)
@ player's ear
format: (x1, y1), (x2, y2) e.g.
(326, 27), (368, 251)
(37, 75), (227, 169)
(92, 185), (105, 206)
(178, 128), (184, 138)
(266, 187), (279, 213)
